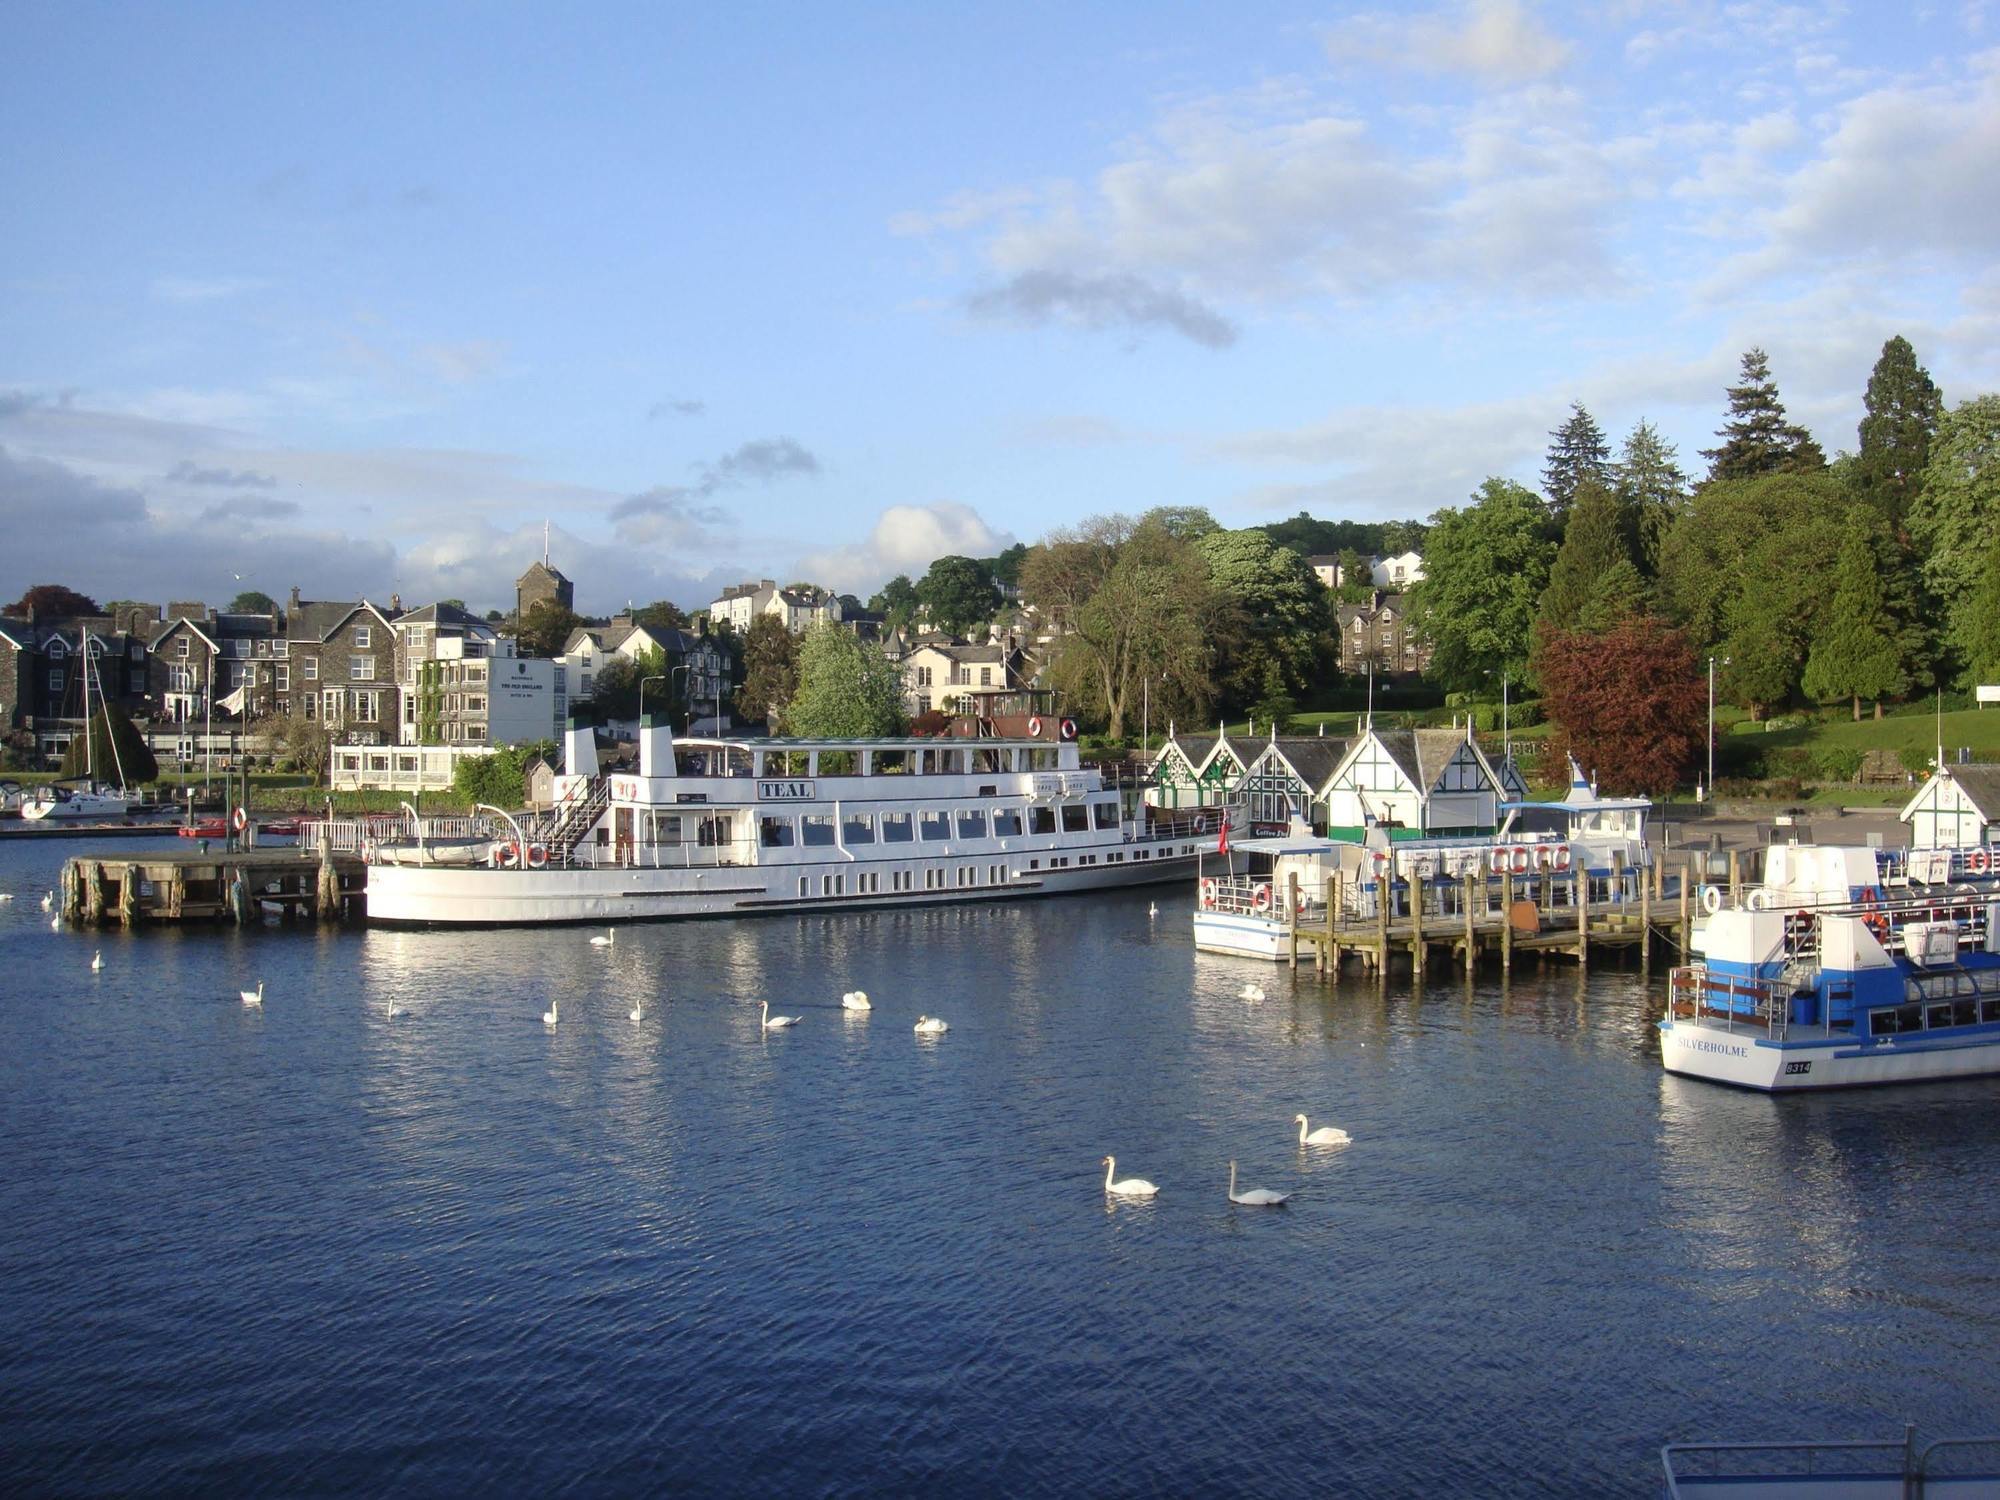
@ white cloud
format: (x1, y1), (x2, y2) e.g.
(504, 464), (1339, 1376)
(791, 503), (1015, 595)
(150, 275), (265, 304)
(1325, 0), (1573, 84)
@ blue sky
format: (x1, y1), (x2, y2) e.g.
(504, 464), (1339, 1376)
(4, 1), (1997, 614)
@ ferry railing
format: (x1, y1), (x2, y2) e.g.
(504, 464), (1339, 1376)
(1142, 800), (1242, 843)
(1661, 1430), (1915, 1497)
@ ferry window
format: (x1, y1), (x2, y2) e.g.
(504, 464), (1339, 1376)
(1030, 807), (1057, 836)
(1927, 1003), (1953, 1029)
(760, 816), (795, 848)
(1032, 749), (1059, 771)
(1953, 999), (1978, 1027)
(920, 810), (950, 841)
(874, 750), (908, 776)
(1983, 999), (2000, 1024)
(1093, 802), (1119, 830)
(819, 750), (856, 776)
(843, 812), (876, 844)
(800, 815), (836, 847)
(1061, 804), (1089, 834)
(654, 814), (683, 845)
(956, 810), (988, 840)
(882, 813), (914, 843)
(993, 809), (1023, 838)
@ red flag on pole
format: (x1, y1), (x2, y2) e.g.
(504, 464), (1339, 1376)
(1217, 811), (1230, 856)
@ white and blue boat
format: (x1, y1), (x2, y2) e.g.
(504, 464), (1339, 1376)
(1661, 841), (2000, 1091)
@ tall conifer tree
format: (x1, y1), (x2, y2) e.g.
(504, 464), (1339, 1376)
(1855, 335), (1943, 527)
(1801, 527), (1910, 718)
(1703, 348), (1826, 482)
(1614, 419), (1688, 574)
(1539, 481), (1639, 631)
(1542, 401), (1612, 521)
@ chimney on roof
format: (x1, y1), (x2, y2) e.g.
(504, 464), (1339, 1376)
(289, 586), (301, 613)
(391, 593), (401, 611)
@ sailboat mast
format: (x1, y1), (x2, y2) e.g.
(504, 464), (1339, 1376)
(81, 625), (92, 781)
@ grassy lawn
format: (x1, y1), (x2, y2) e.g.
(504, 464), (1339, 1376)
(1729, 706), (2000, 759)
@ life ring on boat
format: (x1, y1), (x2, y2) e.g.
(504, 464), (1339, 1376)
(1059, 718), (1078, 741)
(1553, 845), (1572, 872)
(526, 843), (548, 869)
(1971, 848), (1992, 875)
(1510, 846), (1532, 874)
(1858, 893), (1890, 944)
(495, 842), (518, 868)
(1701, 885), (1722, 915)
(1745, 888), (1771, 911)
(1488, 846), (1510, 876)
(231, 805), (248, 833)
(1786, 908), (1819, 944)
(1252, 884), (1273, 912)
(1027, 716), (1043, 738)
(1533, 844), (1554, 872)
(1200, 878), (1217, 908)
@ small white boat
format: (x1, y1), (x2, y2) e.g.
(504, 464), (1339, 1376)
(21, 783), (135, 821)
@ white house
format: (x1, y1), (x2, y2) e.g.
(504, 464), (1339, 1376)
(558, 618), (729, 726)
(1901, 764), (2000, 849)
(898, 638), (1013, 716)
(1309, 551), (1427, 591)
(1318, 725), (1505, 839)
(708, 580), (844, 634)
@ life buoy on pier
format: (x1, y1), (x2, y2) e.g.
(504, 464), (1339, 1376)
(1027, 716), (1044, 738)
(231, 805), (248, 834)
(1200, 878), (1217, 908)
(1252, 884), (1273, 912)
(526, 844), (549, 869)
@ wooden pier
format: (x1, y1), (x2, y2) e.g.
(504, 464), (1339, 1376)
(59, 848), (367, 927)
(1268, 853), (1709, 979)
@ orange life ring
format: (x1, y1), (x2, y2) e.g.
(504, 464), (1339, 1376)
(1859, 891), (1889, 944)
(1028, 716), (1043, 738)
(1510, 846), (1531, 874)
(1972, 848), (1992, 876)
(1553, 845), (1572, 872)
(1200, 878), (1217, 907)
(1059, 717), (1078, 741)
(1488, 847), (1511, 876)
(1252, 884), (1272, 912)
(496, 843), (518, 868)
(1534, 845), (1554, 871)
(231, 805), (248, 833)
(526, 844), (548, 869)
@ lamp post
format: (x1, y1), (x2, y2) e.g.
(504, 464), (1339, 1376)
(1706, 655), (1730, 794)
(665, 664), (693, 732)
(638, 673), (668, 722)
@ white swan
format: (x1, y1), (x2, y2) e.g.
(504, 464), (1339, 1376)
(240, 981), (263, 1006)
(89, 950), (103, 971)
(543, 998), (560, 1027)
(1148, 902), (1158, 919)
(41, 892), (54, 911)
(1228, 1160), (1291, 1206)
(629, 1000), (644, 1021)
(386, 995), (403, 1019)
(1295, 1113), (1351, 1147)
(841, 990), (872, 1010)
(913, 1015), (949, 1035)
(1102, 1156), (1159, 1197)
(51, 914), (61, 931)
(1241, 983), (1266, 1001)
(761, 999), (802, 1030)
(589, 928), (615, 947)
(0, 892), (13, 902)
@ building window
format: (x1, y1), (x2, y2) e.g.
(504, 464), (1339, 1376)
(49, 670), (65, 693)
(916, 666), (932, 686)
(177, 637), (189, 658)
(349, 655), (373, 680)
(302, 657), (318, 681)
(275, 665), (289, 692)
(979, 667), (992, 685)
(355, 625), (371, 649)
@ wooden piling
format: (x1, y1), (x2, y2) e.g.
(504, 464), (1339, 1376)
(1376, 864), (1390, 977)
(1410, 869), (1425, 974)
(1501, 870), (1514, 971)
(1640, 861), (1652, 971)
(317, 850), (342, 923)
(1287, 872), (1300, 970)
(119, 863), (141, 926)
(1728, 848), (1740, 906)
(1463, 871), (1476, 973)
(1326, 874), (1339, 975)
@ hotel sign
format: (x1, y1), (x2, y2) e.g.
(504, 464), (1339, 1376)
(758, 779), (816, 801)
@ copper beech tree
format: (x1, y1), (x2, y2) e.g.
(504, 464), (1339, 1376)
(1533, 615), (1706, 796)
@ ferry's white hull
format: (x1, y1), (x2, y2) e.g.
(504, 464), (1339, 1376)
(366, 848), (1203, 926)
(1659, 1018), (2000, 1092)
(1191, 911), (1291, 960)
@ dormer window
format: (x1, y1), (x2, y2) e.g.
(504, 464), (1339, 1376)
(47, 639), (66, 659)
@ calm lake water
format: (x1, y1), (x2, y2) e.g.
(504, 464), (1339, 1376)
(3, 835), (1998, 1497)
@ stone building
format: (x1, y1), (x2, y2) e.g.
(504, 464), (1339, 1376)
(516, 559), (574, 624)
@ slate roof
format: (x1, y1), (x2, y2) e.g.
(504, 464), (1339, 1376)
(1944, 765), (2000, 820)
(1369, 727), (1482, 792)
(1258, 734), (1350, 790)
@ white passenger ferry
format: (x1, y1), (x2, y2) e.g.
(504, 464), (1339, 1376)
(1661, 841), (2000, 1092)
(363, 709), (1234, 927)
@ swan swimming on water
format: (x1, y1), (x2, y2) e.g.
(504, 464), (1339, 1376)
(543, 999), (560, 1027)
(240, 981), (263, 1007)
(1228, 1160), (1291, 1207)
(42, 892), (54, 911)
(89, 950), (103, 971)
(1294, 1114), (1351, 1147)
(841, 990), (871, 1010)
(630, 1001), (644, 1022)
(913, 1015), (949, 1035)
(1148, 902), (1158, 919)
(386, 995), (403, 1019)
(761, 999), (802, 1030)
(1102, 1156), (1159, 1197)
(589, 928), (615, 948)
(0, 892), (13, 902)
(1240, 983), (1266, 1001)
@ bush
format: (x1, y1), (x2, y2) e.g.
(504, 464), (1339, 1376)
(1814, 745), (1864, 781)
(1897, 745), (1936, 776)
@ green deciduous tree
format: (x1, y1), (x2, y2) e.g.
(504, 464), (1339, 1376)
(515, 600), (582, 658)
(60, 702), (157, 784)
(736, 615), (798, 728)
(1910, 393), (2000, 677)
(256, 710), (337, 784)
(1334, 548), (1375, 603)
(914, 555), (1002, 638)
(1542, 401), (1611, 520)
(868, 574), (920, 629)
(630, 599), (690, 632)
(1958, 534), (2000, 686)
(782, 624), (909, 737)
(451, 741), (555, 809)
(1855, 335), (1943, 527)
(1406, 477), (1554, 693)
(1019, 512), (1219, 738)
(1614, 419), (1688, 574)
(1194, 527), (1324, 703)
(1534, 616), (1706, 796)
(1703, 347), (1826, 483)
(228, 590), (278, 614)
(1802, 527), (1913, 718)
